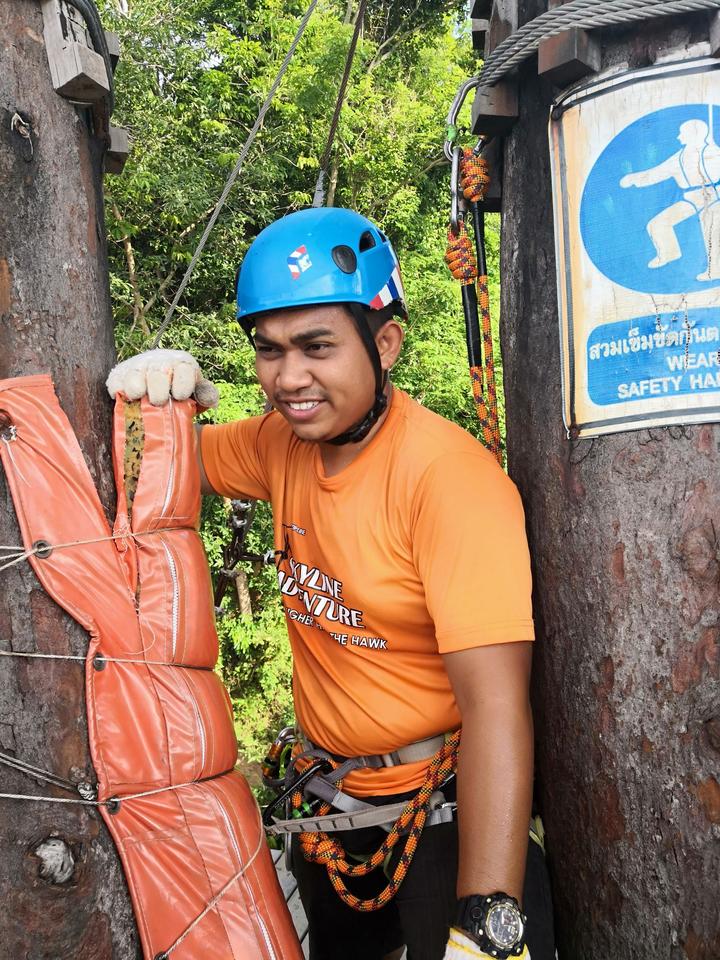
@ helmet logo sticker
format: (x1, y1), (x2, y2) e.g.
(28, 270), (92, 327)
(287, 245), (312, 279)
(369, 264), (404, 309)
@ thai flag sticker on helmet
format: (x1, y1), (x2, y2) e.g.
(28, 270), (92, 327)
(287, 245), (312, 280)
(369, 262), (405, 310)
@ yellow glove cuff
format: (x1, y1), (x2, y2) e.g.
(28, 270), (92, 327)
(444, 928), (531, 960)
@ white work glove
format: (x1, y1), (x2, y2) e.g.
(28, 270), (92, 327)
(444, 928), (530, 960)
(106, 349), (219, 409)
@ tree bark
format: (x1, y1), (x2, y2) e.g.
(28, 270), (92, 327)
(500, 6), (720, 959)
(0, 3), (139, 956)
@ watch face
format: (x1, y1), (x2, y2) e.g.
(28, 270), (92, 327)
(486, 902), (523, 950)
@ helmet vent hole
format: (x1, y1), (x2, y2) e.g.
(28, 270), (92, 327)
(358, 231), (376, 252)
(378, 230), (388, 243)
(332, 245), (358, 274)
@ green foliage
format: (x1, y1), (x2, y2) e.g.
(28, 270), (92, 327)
(217, 608), (294, 763)
(101, 0), (501, 763)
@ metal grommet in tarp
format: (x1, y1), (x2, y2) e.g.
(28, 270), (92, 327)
(106, 797), (121, 815)
(32, 540), (53, 559)
(92, 655), (107, 671)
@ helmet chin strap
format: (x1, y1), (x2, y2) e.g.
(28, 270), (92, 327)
(326, 303), (388, 446)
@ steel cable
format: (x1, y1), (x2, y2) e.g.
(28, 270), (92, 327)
(479, 0), (720, 87)
(150, 0), (321, 349)
(312, 0), (368, 207)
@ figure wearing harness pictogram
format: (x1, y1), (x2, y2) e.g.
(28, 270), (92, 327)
(620, 117), (720, 281)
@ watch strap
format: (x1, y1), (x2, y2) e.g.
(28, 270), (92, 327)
(455, 892), (527, 959)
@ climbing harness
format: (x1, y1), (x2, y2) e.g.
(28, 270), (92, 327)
(262, 729), (460, 912)
(445, 143), (502, 463)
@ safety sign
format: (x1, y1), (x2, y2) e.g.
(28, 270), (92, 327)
(549, 57), (720, 438)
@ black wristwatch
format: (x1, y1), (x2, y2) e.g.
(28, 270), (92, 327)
(455, 892), (527, 958)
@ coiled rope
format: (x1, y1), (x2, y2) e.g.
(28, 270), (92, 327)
(292, 731), (460, 912)
(479, 0), (720, 87)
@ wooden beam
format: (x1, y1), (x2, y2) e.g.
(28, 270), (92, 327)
(106, 126), (131, 175)
(41, 0), (109, 103)
(470, 0), (493, 18)
(486, 0), (518, 57)
(105, 30), (121, 73)
(472, 18), (489, 53)
(471, 80), (519, 137)
(539, 0), (600, 87)
(477, 137), (503, 213)
(538, 27), (601, 87)
(710, 10), (720, 57)
(470, 1), (520, 136)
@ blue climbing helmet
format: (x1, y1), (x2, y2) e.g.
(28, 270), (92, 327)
(236, 207), (407, 330)
(235, 208), (407, 446)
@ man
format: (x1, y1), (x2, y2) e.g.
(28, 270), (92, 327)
(107, 207), (553, 960)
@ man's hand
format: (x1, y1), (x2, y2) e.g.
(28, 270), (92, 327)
(444, 928), (530, 960)
(106, 349), (219, 409)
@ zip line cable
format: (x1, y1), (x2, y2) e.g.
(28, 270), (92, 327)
(445, 0), (720, 158)
(149, 0), (321, 350)
(480, 0), (720, 86)
(312, 0), (368, 207)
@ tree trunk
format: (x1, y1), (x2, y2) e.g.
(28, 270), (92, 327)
(500, 6), (720, 960)
(0, 3), (139, 956)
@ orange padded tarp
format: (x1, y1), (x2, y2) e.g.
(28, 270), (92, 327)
(0, 375), (301, 960)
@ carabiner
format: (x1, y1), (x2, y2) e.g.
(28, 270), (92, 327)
(261, 725), (299, 787)
(262, 757), (334, 828)
(450, 145), (463, 234)
(443, 76), (482, 161)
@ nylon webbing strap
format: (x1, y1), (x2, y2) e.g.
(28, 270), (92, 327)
(382, 735), (448, 766)
(266, 799), (456, 836)
(298, 732), (447, 772)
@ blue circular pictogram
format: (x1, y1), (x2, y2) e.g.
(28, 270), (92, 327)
(580, 103), (720, 294)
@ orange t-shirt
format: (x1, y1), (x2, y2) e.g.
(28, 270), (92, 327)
(201, 388), (534, 795)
